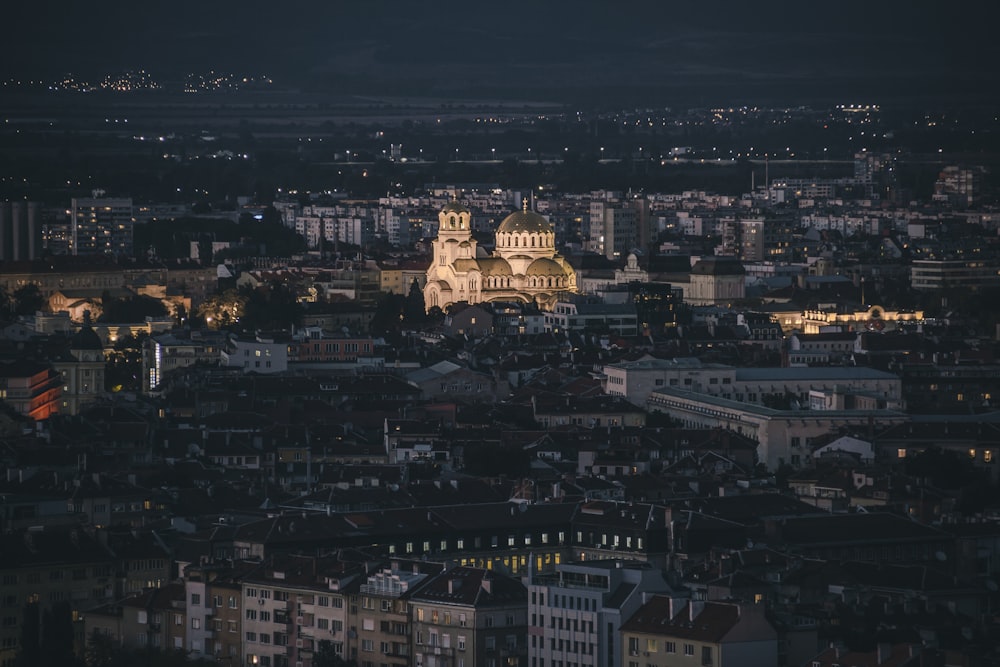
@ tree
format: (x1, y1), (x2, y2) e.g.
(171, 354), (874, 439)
(195, 289), (247, 329)
(40, 601), (81, 667)
(196, 237), (214, 266)
(98, 295), (168, 323)
(107, 332), (149, 392)
(369, 292), (406, 338)
(85, 629), (115, 667)
(14, 601), (41, 667)
(403, 279), (427, 325)
(12, 284), (44, 316)
(15, 600), (83, 667)
(238, 281), (303, 332)
(0, 285), (12, 320)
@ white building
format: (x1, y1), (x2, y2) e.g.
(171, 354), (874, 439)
(221, 333), (289, 374)
(528, 560), (674, 667)
(647, 389), (907, 470)
(685, 256), (745, 306)
(604, 359), (903, 411)
(603, 357), (734, 406)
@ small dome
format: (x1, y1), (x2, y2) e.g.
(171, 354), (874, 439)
(442, 200), (470, 215)
(478, 258), (513, 276)
(526, 258), (567, 276)
(497, 209), (552, 234)
(71, 326), (103, 351)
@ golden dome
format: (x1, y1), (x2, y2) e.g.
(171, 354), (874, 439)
(497, 209), (552, 234)
(525, 258), (566, 276)
(442, 200), (470, 215)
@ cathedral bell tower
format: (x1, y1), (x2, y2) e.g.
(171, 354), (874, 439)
(432, 199), (475, 268)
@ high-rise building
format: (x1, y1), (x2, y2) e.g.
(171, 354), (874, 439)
(589, 198), (650, 260)
(0, 201), (42, 261)
(70, 192), (134, 256)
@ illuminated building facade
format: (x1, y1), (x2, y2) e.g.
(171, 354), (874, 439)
(424, 200), (577, 311)
(70, 193), (134, 256)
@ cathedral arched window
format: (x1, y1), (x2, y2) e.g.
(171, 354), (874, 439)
(514, 237), (519, 247)
(450, 216), (456, 229)
(531, 236), (535, 247)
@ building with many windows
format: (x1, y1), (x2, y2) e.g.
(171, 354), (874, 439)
(910, 259), (1000, 291)
(52, 324), (106, 415)
(409, 566), (528, 667)
(352, 564), (437, 667)
(528, 560), (674, 667)
(0, 359), (62, 420)
(70, 194), (134, 256)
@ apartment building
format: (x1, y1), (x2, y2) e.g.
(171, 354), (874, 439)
(528, 560), (673, 667)
(349, 564), (438, 667)
(910, 259), (1000, 291)
(70, 194), (134, 256)
(620, 598), (776, 667)
(409, 566), (528, 667)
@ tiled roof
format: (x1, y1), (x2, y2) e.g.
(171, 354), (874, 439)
(621, 597), (741, 643)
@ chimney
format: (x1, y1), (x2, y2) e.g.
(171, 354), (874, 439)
(480, 575), (492, 595)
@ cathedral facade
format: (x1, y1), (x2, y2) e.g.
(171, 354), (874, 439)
(424, 200), (577, 312)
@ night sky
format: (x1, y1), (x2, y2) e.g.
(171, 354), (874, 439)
(7, 1), (999, 105)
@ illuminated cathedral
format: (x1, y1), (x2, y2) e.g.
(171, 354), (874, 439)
(424, 200), (577, 312)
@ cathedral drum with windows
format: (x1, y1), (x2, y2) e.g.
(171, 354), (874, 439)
(423, 200), (577, 311)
